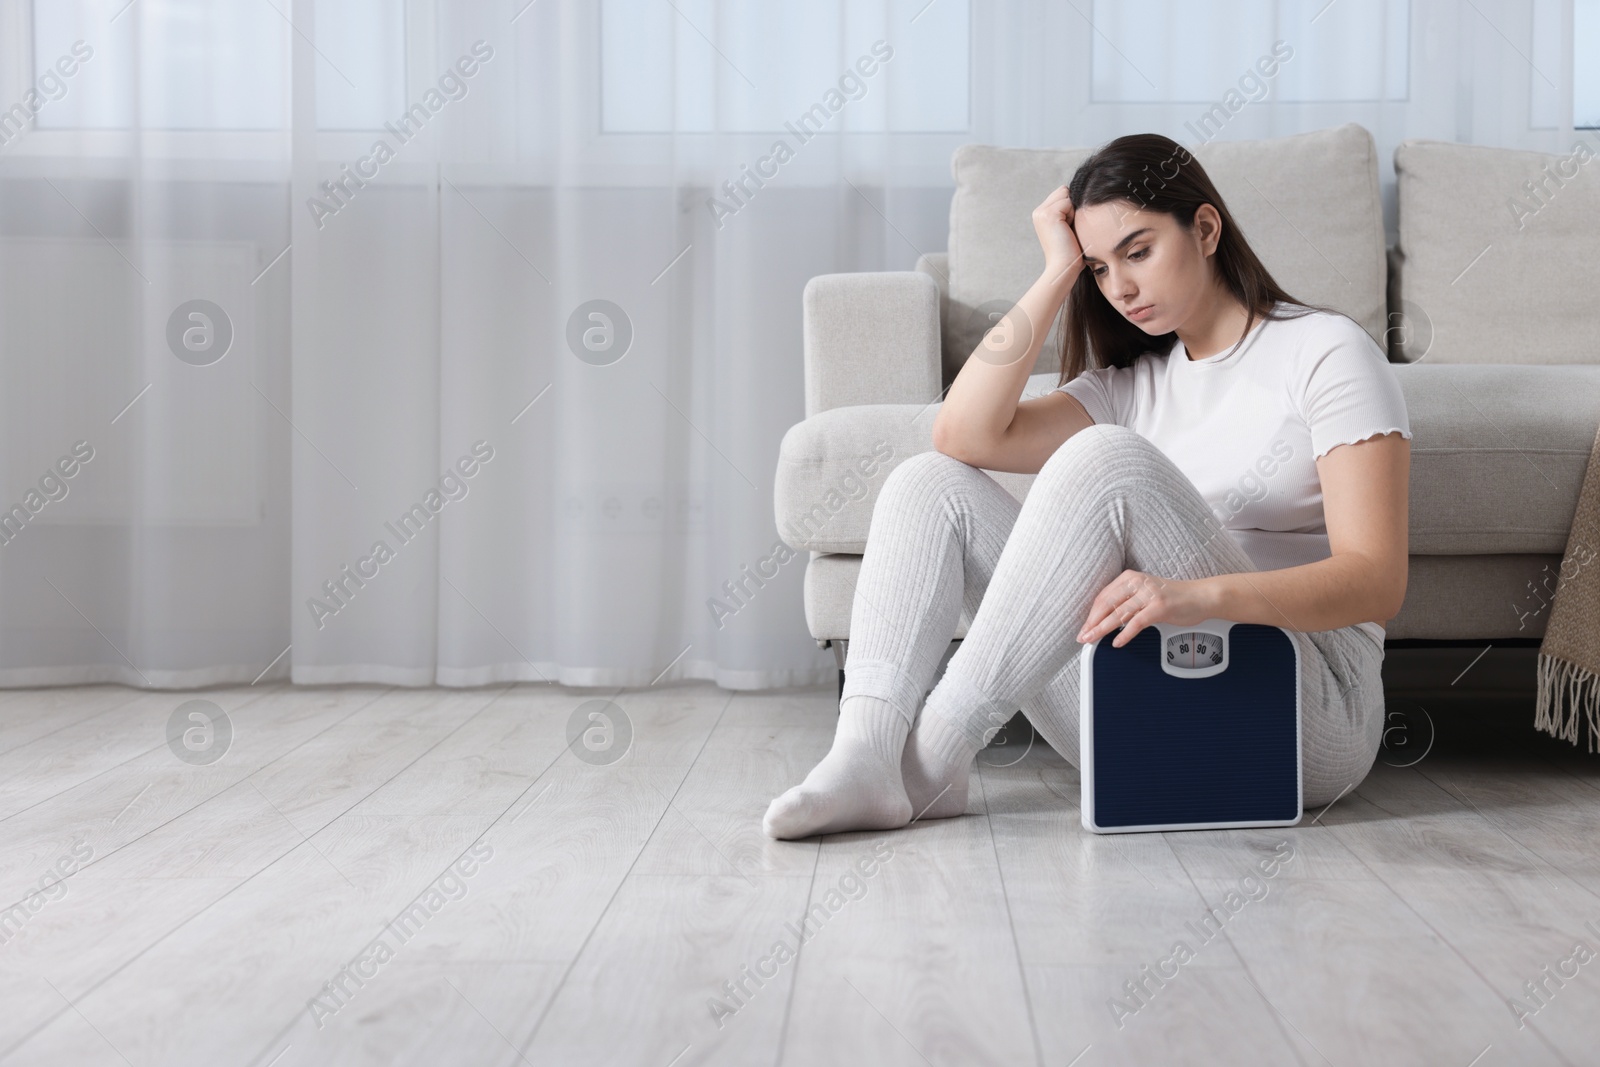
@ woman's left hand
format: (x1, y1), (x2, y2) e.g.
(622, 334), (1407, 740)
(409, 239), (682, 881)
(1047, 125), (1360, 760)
(1077, 570), (1218, 648)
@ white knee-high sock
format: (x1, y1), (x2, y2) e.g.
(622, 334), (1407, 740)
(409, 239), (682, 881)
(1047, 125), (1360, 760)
(765, 453), (1019, 841)
(763, 695), (913, 840)
(903, 662), (1013, 820)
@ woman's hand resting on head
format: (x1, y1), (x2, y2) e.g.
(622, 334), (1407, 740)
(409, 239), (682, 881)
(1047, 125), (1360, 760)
(1033, 184), (1084, 284)
(1076, 569), (1220, 648)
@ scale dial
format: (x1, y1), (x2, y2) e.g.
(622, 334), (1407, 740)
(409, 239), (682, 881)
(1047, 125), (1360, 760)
(1165, 630), (1226, 672)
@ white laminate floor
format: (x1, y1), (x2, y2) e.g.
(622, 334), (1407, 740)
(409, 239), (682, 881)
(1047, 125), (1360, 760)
(0, 671), (1595, 1067)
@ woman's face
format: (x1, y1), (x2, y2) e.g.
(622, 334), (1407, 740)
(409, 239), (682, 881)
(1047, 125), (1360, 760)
(1072, 199), (1221, 335)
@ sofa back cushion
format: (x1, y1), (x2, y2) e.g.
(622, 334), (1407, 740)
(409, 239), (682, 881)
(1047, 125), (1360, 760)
(944, 122), (1388, 384)
(1392, 137), (1600, 364)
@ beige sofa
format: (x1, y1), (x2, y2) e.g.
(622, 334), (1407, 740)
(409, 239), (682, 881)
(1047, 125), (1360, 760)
(772, 123), (1600, 688)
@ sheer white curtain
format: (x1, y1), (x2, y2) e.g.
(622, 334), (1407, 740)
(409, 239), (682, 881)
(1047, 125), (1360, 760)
(0, 0), (1584, 689)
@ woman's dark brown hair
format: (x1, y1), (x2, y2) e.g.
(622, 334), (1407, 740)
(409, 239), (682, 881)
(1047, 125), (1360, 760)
(1055, 133), (1334, 387)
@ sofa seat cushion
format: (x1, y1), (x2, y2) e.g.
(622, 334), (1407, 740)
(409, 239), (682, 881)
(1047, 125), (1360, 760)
(1396, 363), (1600, 553)
(774, 366), (1600, 557)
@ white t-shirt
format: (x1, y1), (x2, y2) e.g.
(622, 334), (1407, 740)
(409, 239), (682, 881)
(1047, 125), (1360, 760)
(1054, 301), (1411, 649)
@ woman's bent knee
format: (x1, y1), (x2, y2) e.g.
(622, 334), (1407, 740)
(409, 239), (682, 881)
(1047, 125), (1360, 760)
(1026, 426), (1183, 514)
(1036, 424), (1161, 487)
(881, 448), (993, 500)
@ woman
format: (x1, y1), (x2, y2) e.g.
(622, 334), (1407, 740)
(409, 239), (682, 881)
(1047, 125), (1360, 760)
(764, 133), (1411, 841)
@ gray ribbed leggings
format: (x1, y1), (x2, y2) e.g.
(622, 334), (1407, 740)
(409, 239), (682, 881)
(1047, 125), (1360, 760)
(840, 423), (1387, 809)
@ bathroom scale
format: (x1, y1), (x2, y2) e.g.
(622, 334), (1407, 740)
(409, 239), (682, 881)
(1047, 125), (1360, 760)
(1078, 618), (1302, 834)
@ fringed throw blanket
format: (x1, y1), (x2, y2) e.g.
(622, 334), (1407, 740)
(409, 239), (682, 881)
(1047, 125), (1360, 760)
(1535, 420), (1600, 752)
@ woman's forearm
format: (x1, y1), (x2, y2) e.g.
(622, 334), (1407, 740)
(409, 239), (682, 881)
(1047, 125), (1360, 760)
(1202, 552), (1404, 633)
(932, 265), (1078, 454)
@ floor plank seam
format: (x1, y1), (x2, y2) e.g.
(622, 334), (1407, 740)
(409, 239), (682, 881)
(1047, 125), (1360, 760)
(242, 684), (550, 1065)
(0, 684), (289, 826)
(511, 687), (737, 1065)
(0, 688), (150, 760)
(975, 760), (1048, 1067)
(4, 684), (519, 1063)
(1164, 834), (1315, 1065)
(0, 685), (396, 918)
(1324, 819), (1580, 1067)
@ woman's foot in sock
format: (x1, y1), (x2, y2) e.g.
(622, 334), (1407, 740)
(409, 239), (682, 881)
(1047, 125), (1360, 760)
(901, 709), (979, 821)
(763, 694), (913, 840)
(763, 744), (912, 840)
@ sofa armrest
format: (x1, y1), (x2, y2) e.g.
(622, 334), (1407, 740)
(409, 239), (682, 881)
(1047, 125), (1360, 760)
(803, 272), (942, 417)
(774, 404), (936, 553)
